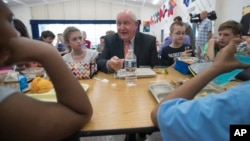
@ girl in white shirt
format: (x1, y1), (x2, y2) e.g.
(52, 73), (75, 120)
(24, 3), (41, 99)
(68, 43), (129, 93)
(62, 26), (98, 63)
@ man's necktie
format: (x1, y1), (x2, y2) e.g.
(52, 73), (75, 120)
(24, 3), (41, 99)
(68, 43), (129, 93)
(124, 41), (130, 57)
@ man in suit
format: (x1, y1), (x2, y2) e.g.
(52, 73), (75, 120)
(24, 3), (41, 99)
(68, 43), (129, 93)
(97, 10), (159, 73)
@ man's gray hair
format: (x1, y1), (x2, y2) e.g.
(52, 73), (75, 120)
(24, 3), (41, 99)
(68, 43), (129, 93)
(116, 10), (137, 21)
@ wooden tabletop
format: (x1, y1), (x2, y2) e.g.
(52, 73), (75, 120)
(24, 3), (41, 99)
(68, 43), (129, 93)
(79, 68), (193, 136)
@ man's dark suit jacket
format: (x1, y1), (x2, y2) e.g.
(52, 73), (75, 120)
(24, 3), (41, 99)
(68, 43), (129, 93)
(97, 32), (159, 73)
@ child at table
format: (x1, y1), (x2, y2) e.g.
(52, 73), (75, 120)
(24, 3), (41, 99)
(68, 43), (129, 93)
(0, 1), (92, 141)
(151, 38), (250, 141)
(204, 20), (241, 61)
(160, 22), (194, 67)
(62, 26), (99, 63)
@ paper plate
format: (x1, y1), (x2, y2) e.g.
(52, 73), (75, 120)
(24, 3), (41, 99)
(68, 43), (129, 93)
(26, 84), (89, 102)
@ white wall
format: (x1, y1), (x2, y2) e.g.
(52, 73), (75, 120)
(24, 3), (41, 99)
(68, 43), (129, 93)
(213, 0), (250, 36)
(9, 0), (250, 40)
(150, 0), (250, 41)
(10, 5), (32, 37)
(10, 0), (156, 37)
(150, 0), (216, 41)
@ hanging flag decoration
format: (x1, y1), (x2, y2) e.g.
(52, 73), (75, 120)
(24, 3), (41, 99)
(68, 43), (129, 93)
(149, 0), (177, 25)
(168, 0), (177, 17)
(183, 0), (190, 7)
(163, 4), (168, 18)
(170, 0), (177, 8)
(191, 0), (195, 2)
(150, 16), (155, 25)
(159, 8), (164, 22)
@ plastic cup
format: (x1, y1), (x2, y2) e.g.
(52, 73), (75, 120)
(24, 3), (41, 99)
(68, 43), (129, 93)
(212, 55), (250, 86)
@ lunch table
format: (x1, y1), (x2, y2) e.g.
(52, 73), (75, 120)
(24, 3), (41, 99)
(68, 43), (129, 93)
(77, 67), (239, 139)
(23, 67), (240, 141)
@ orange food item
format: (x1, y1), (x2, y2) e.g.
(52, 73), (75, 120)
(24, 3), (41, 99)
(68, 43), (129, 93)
(30, 77), (52, 93)
(182, 59), (195, 64)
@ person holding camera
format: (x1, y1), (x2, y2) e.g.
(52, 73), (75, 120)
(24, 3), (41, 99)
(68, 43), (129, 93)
(196, 10), (212, 59)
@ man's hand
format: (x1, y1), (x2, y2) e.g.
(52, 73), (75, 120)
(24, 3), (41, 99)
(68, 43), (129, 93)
(107, 56), (124, 71)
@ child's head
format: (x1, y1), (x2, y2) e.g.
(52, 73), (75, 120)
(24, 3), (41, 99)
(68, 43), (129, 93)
(169, 22), (186, 44)
(82, 31), (87, 40)
(14, 18), (30, 38)
(57, 33), (63, 42)
(63, 26), (82, 52)
(218, 20), (241, 47)
(0, 1), (18, 66)
(40, 30), (55, 44)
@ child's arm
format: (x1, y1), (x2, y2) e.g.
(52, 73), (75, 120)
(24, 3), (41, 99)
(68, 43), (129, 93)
(206, 39), (216, 61)
(151, 38), (250, 127)
(0, 37), (93, 141)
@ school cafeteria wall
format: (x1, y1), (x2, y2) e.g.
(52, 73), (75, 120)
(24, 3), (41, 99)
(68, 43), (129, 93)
(214, 0), (250, 36)
(149, 0), (250, 42)
(9, 0), (158, 38)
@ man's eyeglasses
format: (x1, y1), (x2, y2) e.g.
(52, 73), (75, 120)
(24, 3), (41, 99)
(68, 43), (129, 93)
(172, 32), (186, 36)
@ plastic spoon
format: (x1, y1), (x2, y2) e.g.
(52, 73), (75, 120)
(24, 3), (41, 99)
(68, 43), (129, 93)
(94, 77), (109, 83)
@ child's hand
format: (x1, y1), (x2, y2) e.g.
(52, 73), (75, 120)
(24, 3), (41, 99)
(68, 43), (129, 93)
(212, 38), (250, 73)
(181, 49), (193, 57)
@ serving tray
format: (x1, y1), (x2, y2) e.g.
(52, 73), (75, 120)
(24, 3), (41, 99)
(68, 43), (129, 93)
(114, 68), (156, 79)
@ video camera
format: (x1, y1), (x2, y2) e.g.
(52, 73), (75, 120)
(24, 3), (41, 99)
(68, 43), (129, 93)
(189, 11), (217, 23)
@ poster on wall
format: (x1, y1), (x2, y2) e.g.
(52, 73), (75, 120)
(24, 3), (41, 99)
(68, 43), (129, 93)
(143, 21), (150, 32)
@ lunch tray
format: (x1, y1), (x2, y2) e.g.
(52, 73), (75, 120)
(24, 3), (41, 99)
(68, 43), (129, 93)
(148, 81), (221, 103)
(114, 68), (156, 79)
(188, 62), (212, 76)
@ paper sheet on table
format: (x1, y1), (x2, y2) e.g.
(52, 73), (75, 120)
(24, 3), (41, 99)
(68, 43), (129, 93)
(26, 84), (89, 102)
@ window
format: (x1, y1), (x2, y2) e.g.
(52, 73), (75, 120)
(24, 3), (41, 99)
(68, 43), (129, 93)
(38, 23), (116, 47)
(30, 20), (117, 48)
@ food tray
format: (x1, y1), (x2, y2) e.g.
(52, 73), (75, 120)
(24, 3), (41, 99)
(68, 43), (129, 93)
(26, 84), (89, 102)
(177, 57), (198, 64)
(148, 81), (174, 103)
(188, 62), (212, 76)
(22, 67), (44, 77)
(114, 68), (156, 79)
(149, 82), (221, 103)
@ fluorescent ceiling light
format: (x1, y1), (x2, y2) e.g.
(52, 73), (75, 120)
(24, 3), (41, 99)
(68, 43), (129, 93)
(152, 0), (160, 5)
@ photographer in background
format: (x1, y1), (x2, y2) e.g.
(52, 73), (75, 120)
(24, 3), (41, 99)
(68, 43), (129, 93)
(240, 12), (250, 36)
(196, 10), (212, 59)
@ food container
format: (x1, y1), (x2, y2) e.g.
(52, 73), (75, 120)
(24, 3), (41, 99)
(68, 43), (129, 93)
(3, 72), (29, 92)
(149, 81), (221, 103)
(174, 57), (198, 75)
(22, 67), (44, 78)
(0, 70), (13, 83)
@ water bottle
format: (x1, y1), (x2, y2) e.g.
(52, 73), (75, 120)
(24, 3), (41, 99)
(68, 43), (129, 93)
(125, 49), (137, 86)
